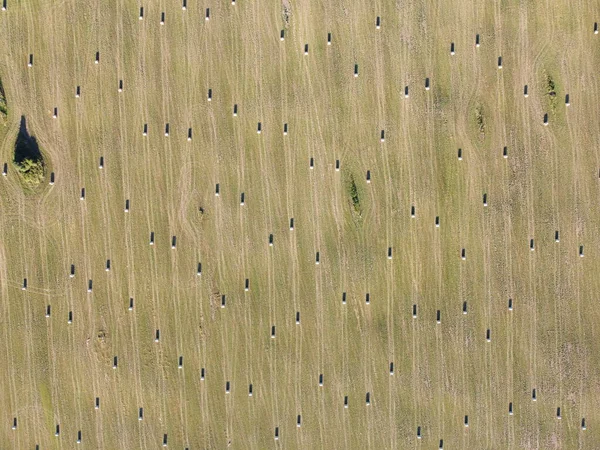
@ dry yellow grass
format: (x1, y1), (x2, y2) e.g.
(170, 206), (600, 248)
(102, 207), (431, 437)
(0, 0), (600, 448)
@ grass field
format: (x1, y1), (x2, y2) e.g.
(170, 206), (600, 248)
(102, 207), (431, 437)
(1, 0), (600, 448)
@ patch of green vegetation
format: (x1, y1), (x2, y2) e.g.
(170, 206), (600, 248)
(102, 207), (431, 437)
(14, 116), (45, 188)
(545, 72), (558, 111)
(347, 173), (361, 215)
(546, 74), (556, 97)
(14, 157), (44, 185)
(0, 77), (6, 117)
(475, 104), (485, 135)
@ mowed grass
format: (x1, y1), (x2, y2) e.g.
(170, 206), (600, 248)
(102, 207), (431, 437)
(0, 0), (600, 448)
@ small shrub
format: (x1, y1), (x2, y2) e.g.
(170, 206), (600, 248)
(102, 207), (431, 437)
(546, 74), (556, 97)
(545, 72), (558, 111)
(475, 105), (485, 134)
(14, 116), (45, 187)
(347, 174), (361, 214)
(14, 157), (44, 185)
(0, 77), (6, 117)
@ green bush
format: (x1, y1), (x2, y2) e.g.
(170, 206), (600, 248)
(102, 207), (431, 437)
(0, 77), (6, 117)
(14, 157), (44, 185)
(347, 174), (361, 214)
(475, 105), (485, 134)
(546, 74), (556, 97)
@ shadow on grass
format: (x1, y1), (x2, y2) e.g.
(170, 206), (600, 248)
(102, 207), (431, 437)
(15, 116), (42, 164)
